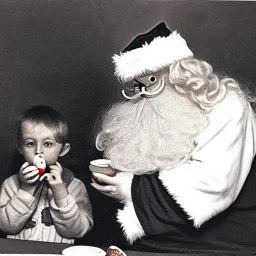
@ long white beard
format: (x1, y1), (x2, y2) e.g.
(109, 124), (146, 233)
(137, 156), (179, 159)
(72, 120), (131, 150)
(96, 84), (208, 175)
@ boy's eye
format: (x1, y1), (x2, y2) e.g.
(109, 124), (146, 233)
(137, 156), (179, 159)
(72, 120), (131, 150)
(26, 141), (35, 147)
(44, 142), (52, 147)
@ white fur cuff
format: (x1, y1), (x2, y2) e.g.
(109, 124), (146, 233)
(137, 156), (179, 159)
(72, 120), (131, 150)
(117, 201), (146, 244)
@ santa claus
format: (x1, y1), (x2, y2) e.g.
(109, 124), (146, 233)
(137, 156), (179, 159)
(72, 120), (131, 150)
(90, 22), (256, 253)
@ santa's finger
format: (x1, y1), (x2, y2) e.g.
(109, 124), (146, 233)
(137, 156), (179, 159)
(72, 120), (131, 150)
(90, 182), (116, 193)
(92, 172), (116, 185)
(99, 191), (117, 198)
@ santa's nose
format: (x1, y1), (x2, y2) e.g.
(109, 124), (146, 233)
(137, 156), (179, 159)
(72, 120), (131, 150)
(139, 85), (146, 92)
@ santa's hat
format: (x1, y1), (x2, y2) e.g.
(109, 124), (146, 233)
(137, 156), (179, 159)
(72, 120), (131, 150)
(112, 22), (193, 82)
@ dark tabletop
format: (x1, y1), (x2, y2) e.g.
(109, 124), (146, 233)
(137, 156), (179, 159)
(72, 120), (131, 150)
(0, 238), (71, 254)
(1, 238), (255, 256)
(0, 238), (185, 255)
(0, 238), (177, 255)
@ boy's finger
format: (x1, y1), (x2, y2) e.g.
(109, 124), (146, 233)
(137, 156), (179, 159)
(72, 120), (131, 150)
(48, 164), (58, 169)
(22, 166), (38, 175)
(49, 167), (60, 173)
(24, 169), (39, 179)
(91, 177), (97, 183)
(20, 162), (29, 171)
(27, 175), (40, 184)
(39, 173), (50, 181)
(49, 169), (61, 178)
(55, 162), (63, 171)
(49, 164), (62, 173)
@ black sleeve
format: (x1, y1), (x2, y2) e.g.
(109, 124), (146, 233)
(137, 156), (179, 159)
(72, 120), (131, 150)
(132, 172), (193, 235)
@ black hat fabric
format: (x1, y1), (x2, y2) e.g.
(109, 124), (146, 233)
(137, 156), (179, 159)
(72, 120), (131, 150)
(113, 22), (193, 82)
(122, 22), (172, 53)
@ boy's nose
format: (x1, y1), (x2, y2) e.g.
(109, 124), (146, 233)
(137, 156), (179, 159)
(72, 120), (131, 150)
(36, 144), (43, 154)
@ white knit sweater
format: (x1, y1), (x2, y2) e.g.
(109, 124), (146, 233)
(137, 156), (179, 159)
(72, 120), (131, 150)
(0, 168), (93, 244)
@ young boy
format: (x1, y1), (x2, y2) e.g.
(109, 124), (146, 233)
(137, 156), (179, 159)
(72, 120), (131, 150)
(0, 105), (93, 244)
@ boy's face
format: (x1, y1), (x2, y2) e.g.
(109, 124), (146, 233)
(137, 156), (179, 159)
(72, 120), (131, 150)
(17, 121), (70, 166)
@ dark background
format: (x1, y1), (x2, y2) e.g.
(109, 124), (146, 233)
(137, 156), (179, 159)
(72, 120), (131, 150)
(0, 0), (256, 242)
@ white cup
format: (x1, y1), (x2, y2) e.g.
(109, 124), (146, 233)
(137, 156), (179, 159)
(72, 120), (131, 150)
(90, 159), (116, 176)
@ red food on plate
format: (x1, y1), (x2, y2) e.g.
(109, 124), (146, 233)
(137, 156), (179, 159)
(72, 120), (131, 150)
(106, 246), (127, 256)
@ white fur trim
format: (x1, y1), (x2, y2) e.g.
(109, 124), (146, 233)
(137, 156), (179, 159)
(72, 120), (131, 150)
(158, 166), (234, 228)
(113, 31), (193, 82)
(158, 91), (256, 227)
(117, 201), (146, 244)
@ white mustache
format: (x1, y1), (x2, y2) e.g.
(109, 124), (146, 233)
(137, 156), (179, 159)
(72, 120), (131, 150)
(122, 78), (165, 100)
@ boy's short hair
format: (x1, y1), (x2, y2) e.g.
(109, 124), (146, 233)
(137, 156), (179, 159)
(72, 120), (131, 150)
(17, 105), (69, 144)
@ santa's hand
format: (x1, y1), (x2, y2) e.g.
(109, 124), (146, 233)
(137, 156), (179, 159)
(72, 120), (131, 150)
(91, 171), (133, 204)
(40, 162), (63, 186)
(19, 162), (40, 185)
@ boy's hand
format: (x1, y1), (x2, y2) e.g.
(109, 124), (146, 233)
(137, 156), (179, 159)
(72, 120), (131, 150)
(19, 162), (40, 194)
(40, 162), (69, 207)
(40, 162), (63, 186)
(19, 162), (40, 185)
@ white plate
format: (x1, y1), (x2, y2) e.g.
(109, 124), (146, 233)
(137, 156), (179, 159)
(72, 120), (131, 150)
(90, 159), (111, 167)
(62, 246), (106, 256)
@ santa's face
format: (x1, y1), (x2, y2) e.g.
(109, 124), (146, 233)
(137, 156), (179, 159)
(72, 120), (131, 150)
(96, 70), (208, 174)
(121, 70), (167, 100)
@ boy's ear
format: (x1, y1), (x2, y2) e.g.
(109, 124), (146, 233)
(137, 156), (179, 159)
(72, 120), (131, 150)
(16, 142), (22, 154)
(59, 143), (71, 157)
